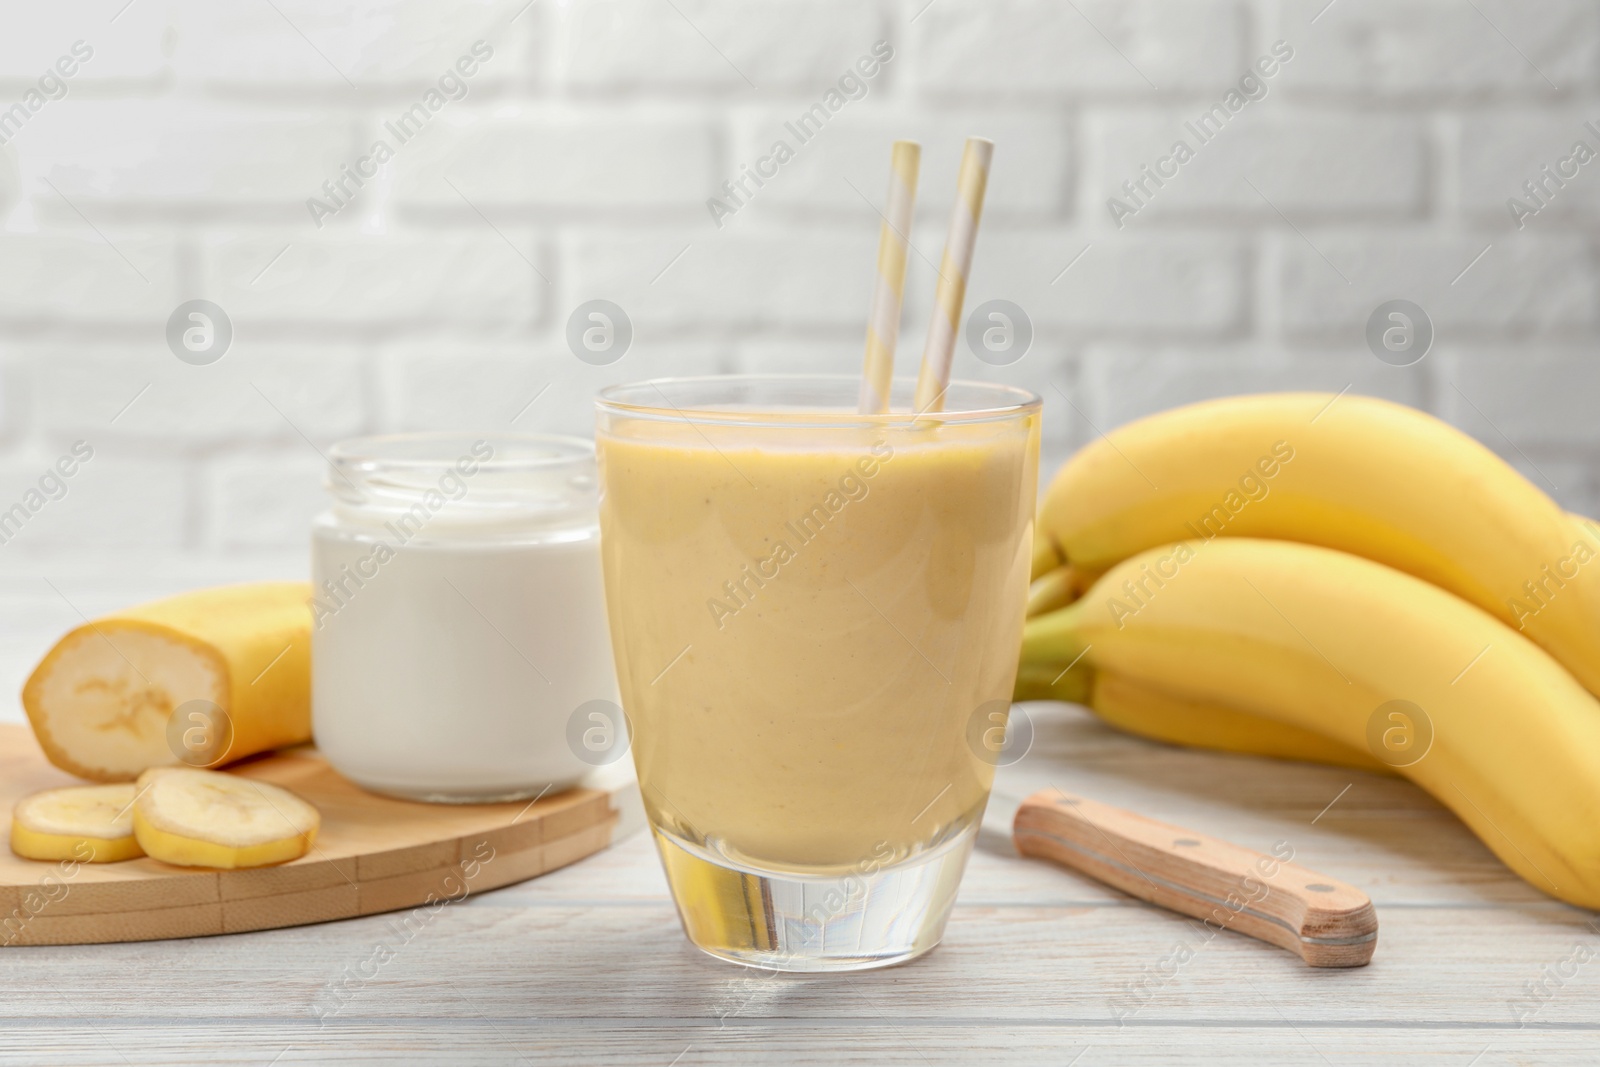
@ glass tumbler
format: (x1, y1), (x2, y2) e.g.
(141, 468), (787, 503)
(596, 376), (1040, 970)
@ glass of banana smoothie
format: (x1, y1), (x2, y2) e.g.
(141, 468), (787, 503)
(596, 375), (1040, 970)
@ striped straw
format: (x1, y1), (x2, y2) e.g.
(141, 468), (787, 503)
(913, 137), (994, 415)
(858, 140), (921, 414)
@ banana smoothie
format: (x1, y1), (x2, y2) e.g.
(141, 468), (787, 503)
(597, 384), (1039, 874)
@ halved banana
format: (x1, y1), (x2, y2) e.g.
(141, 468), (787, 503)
(22, 582), (312, 782)
(133, 768), (319, 869)
(10, 783), (145, 862)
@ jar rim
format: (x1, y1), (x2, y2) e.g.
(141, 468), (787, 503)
(321, 433), (598, 535)
(328, 432), (594, 473)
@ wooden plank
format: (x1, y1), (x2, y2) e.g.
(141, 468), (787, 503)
(356, 840), (459, 882)
(222, 884), (358, 934)
(5, 864), (1597, 1027)
(220, 856), (353, 902)
(8, 867), (221, 917)
(12, 902), (223, 946)
(357, 845), (537, 917)
(0, 1024), (1595, 1067)
(544, 822), (616, 875)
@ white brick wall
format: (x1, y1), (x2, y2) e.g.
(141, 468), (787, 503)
(0, 0), (1593, 564)
(1273, 0), (1600, 96)
(554, 0), (884, 91)
(1087, 111), (1428, 219)
(911, 1), (1248, 95)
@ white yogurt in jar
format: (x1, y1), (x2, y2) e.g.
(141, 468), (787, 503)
(311, 433), (621, 802)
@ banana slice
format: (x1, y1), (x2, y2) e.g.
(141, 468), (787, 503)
(133, 768), (319, 869)
(10, 783), (145, 862)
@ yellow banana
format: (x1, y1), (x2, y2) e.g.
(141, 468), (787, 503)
(1022, 538), (1600, 908)
(1013, 653), (1384, 771)
(1012, 658), (1388, 773)
(1038, 393), (1600, 699)
(1088, 672), (1391, 775)
(23, 583), (312, 782)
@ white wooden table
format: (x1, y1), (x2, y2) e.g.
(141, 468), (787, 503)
(1, 563), (1596, 1064)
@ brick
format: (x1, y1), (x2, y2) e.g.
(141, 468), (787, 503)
(731, 339), (865, 378)
(1437, 348), (1600, 449)
(1079, 347), (1425, 431)
(18, 101), (356, 210)
(0, 233), (176, 322)
(169, 0), (535, 87)
(0, 354), (22, 445)
(0, 453), (186, 550)
(203, 233), (545, 328)
(963, 231), (1247, 335)
(383, 342), (731, 439)
(204, 453), (327, 549)
(1275, 0), (1600, 96)
(383, 348), (553, 431)
(392, 112), (717, 212)
(246, 349), (371, 442)
(1458, 111), (1600, 225)
(1088, 109), (1425, 222)
(955, 346), (1078, 451)
(729, 339), (1074, 449)
(1276, 234), (1596, 338)
(0, 6), (168, 84)
(913, 0), (1246, 97)
(555, 0), (884, 91)
(0, 147), (15, 219)
(32, 348), (366, 444)
(728, 107), (1071, 220)
(567, 231), (878, 329)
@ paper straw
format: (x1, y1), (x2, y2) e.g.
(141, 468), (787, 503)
(913, 137), (993, 415)
(858, 140), (921, 414)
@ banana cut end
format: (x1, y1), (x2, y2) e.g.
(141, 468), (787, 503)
(23, 622), (227, 782)
(9, 783), (145, 863)
(133, 768), (319, 870)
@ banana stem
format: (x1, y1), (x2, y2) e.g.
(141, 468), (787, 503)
(1026, 564), (1082, 618)
(1029, 530), (1065, 581)
(1013, 661), (1093, 704)
(1019, 600), (1093, 675)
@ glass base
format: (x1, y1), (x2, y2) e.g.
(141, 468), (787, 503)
(653, 824), (977, 973)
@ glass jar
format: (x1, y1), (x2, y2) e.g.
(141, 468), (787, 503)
(311, 432), (619, 802)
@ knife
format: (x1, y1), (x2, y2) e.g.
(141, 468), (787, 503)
(1012, 788), (1377, 967)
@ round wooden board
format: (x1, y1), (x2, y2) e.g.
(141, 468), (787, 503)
(0, 724), (627, 946)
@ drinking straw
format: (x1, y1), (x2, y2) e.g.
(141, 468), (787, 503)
(912, 137), (993, 415)
(858, 140), (921, 414)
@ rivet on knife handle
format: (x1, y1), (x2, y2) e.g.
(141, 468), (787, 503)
(1013, 788), (1377, 967)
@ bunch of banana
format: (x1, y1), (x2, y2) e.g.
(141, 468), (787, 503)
(1020, 393), (1600, 907)
(1030, 392), (1600, 694)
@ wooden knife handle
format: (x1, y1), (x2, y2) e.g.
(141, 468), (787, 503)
(1013, 789), (1377, 967)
